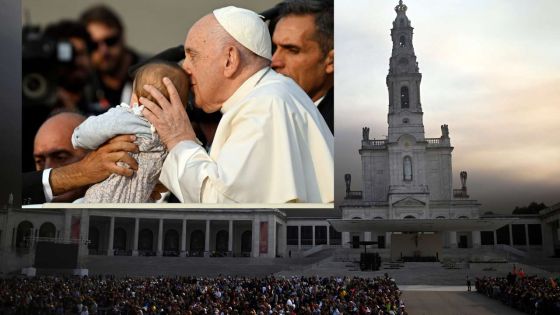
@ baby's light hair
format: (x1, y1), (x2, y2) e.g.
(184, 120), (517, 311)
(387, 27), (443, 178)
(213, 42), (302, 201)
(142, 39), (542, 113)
(133, 61), (190, 107)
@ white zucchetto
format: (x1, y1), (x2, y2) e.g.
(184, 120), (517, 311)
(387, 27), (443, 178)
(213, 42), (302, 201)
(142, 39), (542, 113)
(213, 6), (272, 60)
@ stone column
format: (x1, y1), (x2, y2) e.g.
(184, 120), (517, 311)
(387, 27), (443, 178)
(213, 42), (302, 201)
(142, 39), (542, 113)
(12, 227), (17, 248)
(64, 210), (72, 240)
(540, 222), (553, 256)
(79, 210), (90, 257)
(268, 216), (276, 258)
(472, 230), (481, 248)
(278, 223), (287, 257)
(312, 225), (316, 247)
(107, 217), (115, 256)
(297, 225), (302, 250)
(448, 231), (457, 248)
(364, 232), (372, 248)
(157, 218), (163, 256)
(508, 224), (513, 247)
(181, 219), (187, 256)
(386, 232), (392, 248)
(1, 213), (11, 251)
(524, 224), (529, 247)
(493, 230), (497, 245)
(342, 232), (350, 248)
(326, 226), (330, 246)
(228, 220), (233, 254)
(252, 218), (260, 258)
(204, 220), (210, 257)
(30, 228), (37, 250)
(132, 218), (139, 256)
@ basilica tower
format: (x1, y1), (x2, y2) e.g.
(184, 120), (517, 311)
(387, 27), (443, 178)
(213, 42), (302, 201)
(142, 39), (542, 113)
(387, 0), (425, 143)
(342, 0), (481, 250)
(357, 0), (461, 216)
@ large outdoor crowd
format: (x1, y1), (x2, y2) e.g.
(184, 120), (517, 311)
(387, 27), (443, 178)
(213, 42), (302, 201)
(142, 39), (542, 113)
(0, 275), (406, 315)
(475, 270), (560, 315)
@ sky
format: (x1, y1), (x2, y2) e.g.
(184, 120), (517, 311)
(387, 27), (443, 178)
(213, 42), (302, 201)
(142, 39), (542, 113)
(335, 0), (560, 213)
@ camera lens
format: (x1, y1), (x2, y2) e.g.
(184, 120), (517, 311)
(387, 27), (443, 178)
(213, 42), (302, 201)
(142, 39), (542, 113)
(22, 72), (48, 100)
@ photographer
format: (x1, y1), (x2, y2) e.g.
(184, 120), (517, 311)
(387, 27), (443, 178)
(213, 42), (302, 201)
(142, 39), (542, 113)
(42, 20), (97, 115)
(22, 20), (97, 172)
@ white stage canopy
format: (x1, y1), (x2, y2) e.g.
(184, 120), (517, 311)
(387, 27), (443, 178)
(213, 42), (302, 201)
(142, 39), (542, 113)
(327, 218), (517, 233)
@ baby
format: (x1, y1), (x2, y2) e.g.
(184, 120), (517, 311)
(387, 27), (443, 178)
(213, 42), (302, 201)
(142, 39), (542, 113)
(72, 61), (190, 202)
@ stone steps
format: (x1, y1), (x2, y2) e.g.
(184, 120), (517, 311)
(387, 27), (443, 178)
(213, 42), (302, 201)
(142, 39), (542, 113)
(81, 255), (331, 277)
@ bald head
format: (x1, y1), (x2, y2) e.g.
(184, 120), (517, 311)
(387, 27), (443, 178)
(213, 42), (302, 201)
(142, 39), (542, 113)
(34, 112), (87, 171)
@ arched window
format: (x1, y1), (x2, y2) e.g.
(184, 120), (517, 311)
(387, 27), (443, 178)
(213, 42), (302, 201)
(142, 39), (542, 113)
(215, 230), (228, 253)
(399, 35), (406, 47)
(401, 86), (409, 108)
(16, 221), (33, 249)
(114, 227), (127, 250)
(403, 156), (413, 181)
(88, 227), (100, 251)
(164, 229), (179, 252)
(190, 230), (205, 254)
(241, 231), (252, 254)
(39, 222), (56, 238)
(139, 229), (153, 251)
(404, 215), (416, 219)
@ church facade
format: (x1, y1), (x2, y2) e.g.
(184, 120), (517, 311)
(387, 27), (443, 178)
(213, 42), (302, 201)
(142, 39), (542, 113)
(340, 1), (481, 250)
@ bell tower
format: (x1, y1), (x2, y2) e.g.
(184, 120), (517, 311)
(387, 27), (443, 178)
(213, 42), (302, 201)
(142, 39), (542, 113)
(386, 0), (425, 143)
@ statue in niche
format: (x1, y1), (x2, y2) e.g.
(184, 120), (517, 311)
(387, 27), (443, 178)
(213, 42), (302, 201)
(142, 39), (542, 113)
(460, 171), (468, 189)
(344, 174), (352, 193)
(362, 127), (370, 141)
(403, 156), (412, 181)
(441, 124), (449, 138)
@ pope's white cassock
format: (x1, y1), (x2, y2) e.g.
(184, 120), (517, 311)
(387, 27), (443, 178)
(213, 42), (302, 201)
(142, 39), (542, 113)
(159, 67), (334, 203)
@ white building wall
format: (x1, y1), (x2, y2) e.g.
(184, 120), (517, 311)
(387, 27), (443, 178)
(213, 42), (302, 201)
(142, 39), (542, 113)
(374, 152), (390, 201)
(361, 151), (375, 201)
(361, 150), (390, 202)
(425, 149), (453, 201)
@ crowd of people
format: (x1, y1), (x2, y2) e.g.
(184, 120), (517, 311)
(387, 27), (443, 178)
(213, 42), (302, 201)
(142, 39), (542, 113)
(475, 271), (560, 315)
(0, 275), (405, 314)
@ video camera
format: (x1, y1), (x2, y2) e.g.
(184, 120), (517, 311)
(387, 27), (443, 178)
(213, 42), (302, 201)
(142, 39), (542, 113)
(22, 26), (74, 107)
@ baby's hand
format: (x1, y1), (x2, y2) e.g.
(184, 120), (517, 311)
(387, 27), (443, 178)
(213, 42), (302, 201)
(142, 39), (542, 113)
(149, 181), (169, 201)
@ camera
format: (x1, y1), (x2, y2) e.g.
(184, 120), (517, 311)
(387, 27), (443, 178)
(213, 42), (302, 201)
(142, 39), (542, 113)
(22, 26), (74, 107)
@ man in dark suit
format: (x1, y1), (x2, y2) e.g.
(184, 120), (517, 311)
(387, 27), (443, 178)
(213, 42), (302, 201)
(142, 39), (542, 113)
(270, 0), (334, 134)
(23, 135), (138, 204)
(32, 113), (88, 202)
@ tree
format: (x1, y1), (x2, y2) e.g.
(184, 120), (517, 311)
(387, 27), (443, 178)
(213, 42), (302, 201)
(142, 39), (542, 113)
(512, 202), (547, 215)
